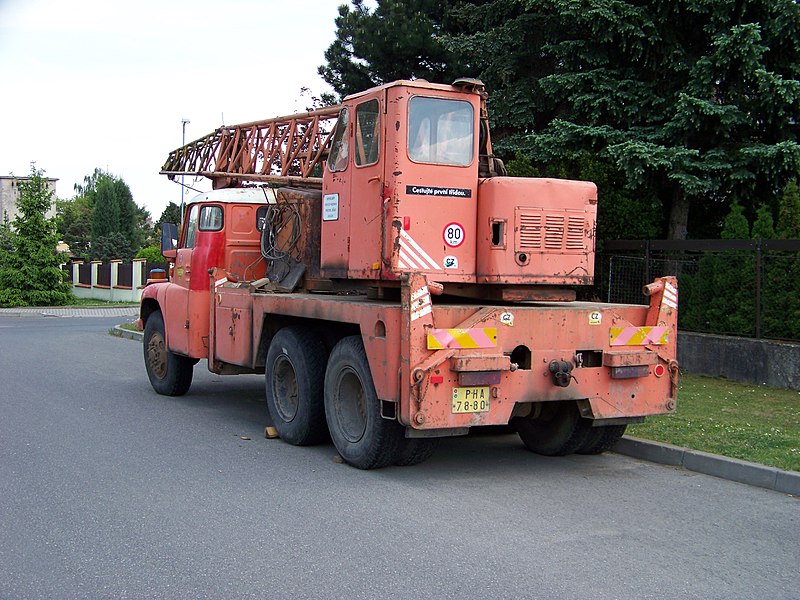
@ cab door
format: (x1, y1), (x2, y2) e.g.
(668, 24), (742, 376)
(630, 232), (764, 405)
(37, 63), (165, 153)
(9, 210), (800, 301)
(320, 107), (351, 278)
(164, 204), (199, 355)
(320, 93), (386, 280)
(348, 96), (385, 279)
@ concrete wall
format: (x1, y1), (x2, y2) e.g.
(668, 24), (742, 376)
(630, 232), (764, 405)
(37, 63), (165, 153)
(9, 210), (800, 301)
(678, 332), (800, 391)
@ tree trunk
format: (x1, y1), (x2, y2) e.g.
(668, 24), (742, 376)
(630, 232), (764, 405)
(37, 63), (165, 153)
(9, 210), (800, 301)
(667, 188), (690, 240)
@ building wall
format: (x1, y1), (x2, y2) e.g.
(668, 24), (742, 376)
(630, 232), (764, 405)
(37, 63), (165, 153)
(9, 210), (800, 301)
(0, 175), (58, 223)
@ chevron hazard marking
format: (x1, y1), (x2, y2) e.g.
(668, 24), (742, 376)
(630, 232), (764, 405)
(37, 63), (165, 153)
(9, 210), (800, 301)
(609, 326), (669, 346)
(397, 230), (440, 270)
(427, 328), (497, 350)
(410, 286), (432, 322)
(663, 282), (678, 309)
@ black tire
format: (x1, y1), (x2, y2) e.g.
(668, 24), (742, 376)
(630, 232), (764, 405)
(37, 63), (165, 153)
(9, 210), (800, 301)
(395, 438), (437, 466)
(265, 326), (329, 446)
(513, 402), (591, 456)
(577, 424), (627, 455)
(143, 311), (193, 396)
(324, 336), (403, 469)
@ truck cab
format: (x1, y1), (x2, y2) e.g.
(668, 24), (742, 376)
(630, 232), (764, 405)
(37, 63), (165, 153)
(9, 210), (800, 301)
(142, 188), (272, 360)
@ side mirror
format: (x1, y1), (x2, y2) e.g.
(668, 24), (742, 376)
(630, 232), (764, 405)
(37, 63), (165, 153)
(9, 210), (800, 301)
(161, 222), (178, 259)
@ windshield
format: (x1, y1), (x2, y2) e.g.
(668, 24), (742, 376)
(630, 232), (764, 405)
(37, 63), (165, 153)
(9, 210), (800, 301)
(408, 97), (474, 166)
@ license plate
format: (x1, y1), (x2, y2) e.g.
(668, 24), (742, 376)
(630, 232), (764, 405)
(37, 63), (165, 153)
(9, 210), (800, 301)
(451, 386), (490, 414)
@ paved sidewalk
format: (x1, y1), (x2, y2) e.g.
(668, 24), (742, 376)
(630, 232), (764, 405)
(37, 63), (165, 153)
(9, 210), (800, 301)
(0, 306), (139, 318)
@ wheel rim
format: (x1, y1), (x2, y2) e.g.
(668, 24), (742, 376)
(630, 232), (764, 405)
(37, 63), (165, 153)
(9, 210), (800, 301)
(334, 366), (367, 443)
(272, 355), (299, 422)
(146, 330), (167, 380)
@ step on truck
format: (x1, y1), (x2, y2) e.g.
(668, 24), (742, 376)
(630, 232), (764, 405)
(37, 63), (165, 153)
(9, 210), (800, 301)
(139, 78), (679, 469)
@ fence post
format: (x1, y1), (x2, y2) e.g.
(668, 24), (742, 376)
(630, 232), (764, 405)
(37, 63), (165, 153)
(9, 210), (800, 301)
(71, 261), (82, 287)
(90, 260), (101, 291)
(132, 258), (146, 301)
(644, 240), (651, 286)
(110, 260), (122, 301)
(755, 239), (762, 339)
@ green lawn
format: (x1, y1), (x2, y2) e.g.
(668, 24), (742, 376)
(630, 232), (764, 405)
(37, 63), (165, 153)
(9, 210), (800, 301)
(629, 373), (800, 472)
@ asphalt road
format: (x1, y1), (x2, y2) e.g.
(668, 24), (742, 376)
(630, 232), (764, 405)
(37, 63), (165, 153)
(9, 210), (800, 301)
(1, 315), (798, 599)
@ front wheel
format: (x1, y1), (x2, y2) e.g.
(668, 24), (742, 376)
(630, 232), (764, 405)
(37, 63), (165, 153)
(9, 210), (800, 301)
(324, 336), (403, 469)
(143, 311), (193, 396)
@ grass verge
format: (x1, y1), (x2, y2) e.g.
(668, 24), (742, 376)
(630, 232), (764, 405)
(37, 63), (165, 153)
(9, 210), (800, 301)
(629, 373), (800, 472)
(72, 298), (137, 307)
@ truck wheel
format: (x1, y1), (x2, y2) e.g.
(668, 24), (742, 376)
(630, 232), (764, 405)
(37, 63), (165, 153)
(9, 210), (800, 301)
(265, 326), (329, 446)
(143, 311), (193, 396)
(324, 336), (403, 469)
(577, 424), (627, 455)
(395, 438), (437, 466)
(513, 402), (591, 456)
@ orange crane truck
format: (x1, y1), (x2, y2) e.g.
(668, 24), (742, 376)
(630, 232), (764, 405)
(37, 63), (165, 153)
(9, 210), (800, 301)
(139, 78), (679, 469)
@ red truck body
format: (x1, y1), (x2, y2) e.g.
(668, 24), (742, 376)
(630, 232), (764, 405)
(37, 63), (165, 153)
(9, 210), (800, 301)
(139, 79), (678, 468)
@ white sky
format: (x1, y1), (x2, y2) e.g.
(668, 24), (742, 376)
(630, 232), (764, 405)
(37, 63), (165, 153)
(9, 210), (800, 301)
(0, 0), (348, 220)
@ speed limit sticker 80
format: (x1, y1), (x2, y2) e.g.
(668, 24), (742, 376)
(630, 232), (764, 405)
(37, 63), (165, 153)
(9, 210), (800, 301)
(443, 222), (465, 247)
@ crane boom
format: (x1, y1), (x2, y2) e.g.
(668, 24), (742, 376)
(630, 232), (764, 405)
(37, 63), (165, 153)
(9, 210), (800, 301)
(160, 106), (341, 189)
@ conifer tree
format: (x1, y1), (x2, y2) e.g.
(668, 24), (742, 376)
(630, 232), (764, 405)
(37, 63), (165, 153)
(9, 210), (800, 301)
(0, 166), (73, 307)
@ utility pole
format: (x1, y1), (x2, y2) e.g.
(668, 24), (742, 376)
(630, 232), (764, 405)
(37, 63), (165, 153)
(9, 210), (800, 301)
(180, 118), (190, 222)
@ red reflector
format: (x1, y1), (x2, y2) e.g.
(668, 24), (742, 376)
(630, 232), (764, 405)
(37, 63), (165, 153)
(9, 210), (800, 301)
(654, 364), (666, 378)
(403, 216), (411, 230)
(430, 375), (444, 384)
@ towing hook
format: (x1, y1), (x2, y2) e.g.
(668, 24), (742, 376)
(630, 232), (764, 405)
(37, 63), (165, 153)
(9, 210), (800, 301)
(549, 360), (574, 388)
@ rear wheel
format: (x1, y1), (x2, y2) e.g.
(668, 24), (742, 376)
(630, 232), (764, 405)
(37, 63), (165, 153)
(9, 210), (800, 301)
(395, 438), (437, 466)
(143, 311), (193, 396)
(514, 402), (591, 456)
(324, 336), (403, 469)
(577, 424), (627, 455)
(265, 326), (329, 445)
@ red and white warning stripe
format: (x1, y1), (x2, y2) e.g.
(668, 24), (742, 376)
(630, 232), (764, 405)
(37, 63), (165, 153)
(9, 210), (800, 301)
(663, 282), (678, 309)
(410, 285), (432, 322)
(397, 230), (441, 271)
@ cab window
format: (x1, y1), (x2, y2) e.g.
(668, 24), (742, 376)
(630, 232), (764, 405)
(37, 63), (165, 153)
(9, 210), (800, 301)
(408, 97), (474, 166)
(199, 205), (223, 231)
(183, 204), (200, 249)
(355, 99), (380, 166)
(327, 108), (350, 172)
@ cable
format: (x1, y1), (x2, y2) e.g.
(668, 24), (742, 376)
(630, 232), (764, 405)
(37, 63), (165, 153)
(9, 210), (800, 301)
(260, 193), (303, 264)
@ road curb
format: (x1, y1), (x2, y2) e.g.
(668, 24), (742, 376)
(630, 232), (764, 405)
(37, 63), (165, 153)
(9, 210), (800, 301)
(110, 326), (143, 342)
(614, 436), (800, 496)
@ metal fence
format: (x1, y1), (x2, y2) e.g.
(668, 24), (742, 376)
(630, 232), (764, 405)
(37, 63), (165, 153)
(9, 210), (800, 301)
(601, 240), (800, 341)
(97, 263), (112, 287)
(78, 263), (92, 286)
(117, 262), (133, 288)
